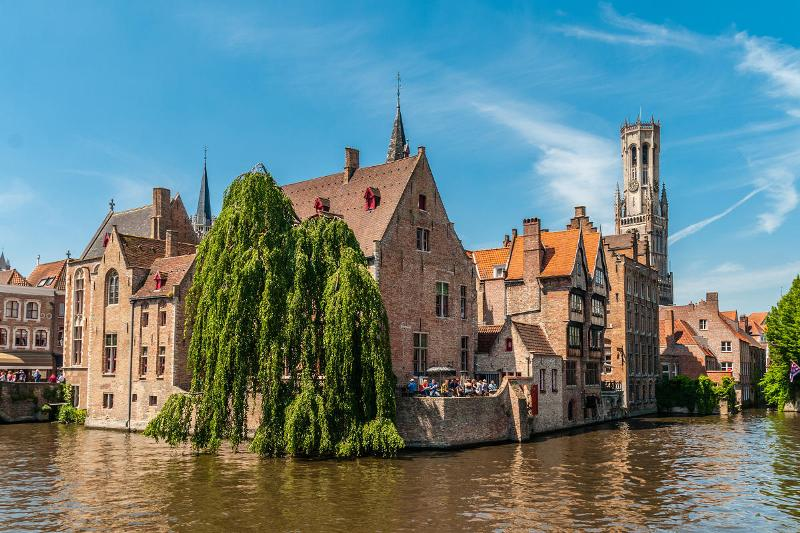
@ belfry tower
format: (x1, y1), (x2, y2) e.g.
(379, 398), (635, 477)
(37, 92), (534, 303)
(614, 116), (673, 305)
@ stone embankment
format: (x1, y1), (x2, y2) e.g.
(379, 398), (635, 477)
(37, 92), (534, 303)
(0, 382), (60, 423)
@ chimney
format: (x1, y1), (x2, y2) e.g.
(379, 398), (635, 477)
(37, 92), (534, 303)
(344, 147), (359, 183)
(503, 234), (510, 247)
(417, 146), (426, 156)
(165, 230), (177, 258)
(641, 235), (650, 267)
(151, 187), (171, 239)
(706, 292), (719, 311)
(575, 206), (586, 218)
(666, 308), (675, 337)
(522, 217), (544, 280)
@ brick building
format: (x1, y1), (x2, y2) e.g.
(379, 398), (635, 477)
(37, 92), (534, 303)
(62, 188), (198, 428)
(471, 208), (611, 428)
(601, 231), (660, 414)
(0, 259), (67, 376)
(281, 99), (476, 382)
(660, 293), (767, 406)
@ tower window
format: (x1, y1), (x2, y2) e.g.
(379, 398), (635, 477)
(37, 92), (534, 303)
(631, 145), (637, 166)
(642, 143), (649, 165)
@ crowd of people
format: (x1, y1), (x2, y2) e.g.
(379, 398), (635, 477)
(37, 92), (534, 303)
(0, 369), (64, 384)
(406, 377), (498, 397)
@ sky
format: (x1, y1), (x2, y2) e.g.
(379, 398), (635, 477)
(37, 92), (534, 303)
(1, 1), (799, 313)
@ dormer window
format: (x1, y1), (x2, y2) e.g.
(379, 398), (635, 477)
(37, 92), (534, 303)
(505, 337), (513, 352)
(493, 265), (505, 278)
(154, 272), (167, 290)
(418, 194), (427, 211)
(103, 232), (111, 247)
(314, 197), (330, 213)
(364, 187), (381, 211)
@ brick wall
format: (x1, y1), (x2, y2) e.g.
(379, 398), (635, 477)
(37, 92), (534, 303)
(0, 382), (59, 422)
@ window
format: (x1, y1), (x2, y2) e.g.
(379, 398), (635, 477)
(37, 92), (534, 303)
(72, 326), (83, 365)
(585, 362), (599, 385)
(416, 228), (430, 252)
(58, 302), (65, 318)
(568, 325), (582, 349)
(591, 298), (604, 317)
(71, 385), (80, 407)
(157, 346), (166, 377)
(15, 329), (28, 347)
(103, 334), (117, 374)
(0, 328), (6, 347)
(418, 194), (427, 210)
(132, 394), (138, 402)
(539, 368), (546, 394)
(642, 168), (648, 185)
(569, 293), (583, 314)
(141, 304), (149, 327)
(721, 341), (732, 353)
(435, 282), (449, 317)
(505, 337), (513, 352)
(460, 285), (467, 319)
(642, 143), (649, 165)
(566, 360), (577, 386)
(603, 348), (612, 374)
(34, 330), (47, 347)
(493, 266), (505, 278)
(594, 269), (605, 288)
(661, 363), (670, 378)
(25, 302), (39, 320)
(106, 270), (119, 305)
(699, 319), (707, 331)
(102, 393), (114, 409)
(460, 336), (469, 371)
(148, 395), (158, 407)
(139, 347), (148, 377)
(720, 361), (733, 371)
(5, 300), (19, 319)
(413, 333), (428, 375)
(363, 188), (380, 210)
(551, 369), (558, 392)
(74, 269), (85, 315)
(631, 145), (638, 166)
(590, 329), (602, 350)
(159, 310), (167, 326)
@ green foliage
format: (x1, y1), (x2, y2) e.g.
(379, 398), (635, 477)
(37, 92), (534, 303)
(57, 382), (86, 425)
(657, 375), (737, 415)
(42, 385), (62, 403)
(145, 165), (403, 457)
(760, 276), (800, 409)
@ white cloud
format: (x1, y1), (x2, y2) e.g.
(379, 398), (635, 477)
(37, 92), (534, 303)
(0, 179), (34, 211)
(712, 262), (743, 274)
(473, 101), (616, 226)
(736, 32), (800, 100)
(753, 167), (799, 233)
(669, 186), (765, 245)
(678, 260), (800, 300)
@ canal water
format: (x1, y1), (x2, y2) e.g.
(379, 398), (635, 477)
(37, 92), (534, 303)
(1, 411), (799, 531)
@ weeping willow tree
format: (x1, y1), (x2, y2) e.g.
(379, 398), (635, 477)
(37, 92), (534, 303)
(144, 164), (403, 457)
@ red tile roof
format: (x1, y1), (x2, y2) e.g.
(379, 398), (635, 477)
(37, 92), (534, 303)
(512, 321), (556, 356)
(471, 246), (510, 280)
(748, 312), (768, 327)
(133, 254), (196, 298)
(477, 324), (502, 353)
(118, 234), (196, 269)
(719, 312), (761, 347)
(282, 155), (422, 257)
(27, 259), (68, 290)
(720, 310), (737, 321)
(0, 269), (30, 286)
(506, 229), (583, 280)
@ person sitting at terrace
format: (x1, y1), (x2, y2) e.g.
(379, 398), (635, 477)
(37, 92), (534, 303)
(428, 379), (440, 397)
(448, 379), (458, 396)
(488, 381), (498, 394)
(464, 380), (474, 396)
(48, 373), (57, 384)
(407, 378), (418, 395)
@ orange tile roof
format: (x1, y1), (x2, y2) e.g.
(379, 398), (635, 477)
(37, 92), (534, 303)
(748, 312), (768, 328)
(506, 229), (582, 280)
(27, 259), (68, 290)
(583, 231), (601, 272)
(471, 247), (510, 279)
(0, 269), (30, 286)
(719, 312), (761, 347)
(720, 310), (737, 321)
(477, 324), (503, 353)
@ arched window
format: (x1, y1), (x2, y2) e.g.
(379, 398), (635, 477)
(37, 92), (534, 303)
(74, 269), (85, 315)
(25, 302), (39, 320)
(34, 330), (48, 347)
(4, 300), (19, 319)
(15, 329), (28, 347)
(642, 143), (649, 165)
(106, 270), (119, 306)
(630, 145), (638, 166)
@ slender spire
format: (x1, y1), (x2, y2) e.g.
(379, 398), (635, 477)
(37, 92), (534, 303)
(386, 72), (408, 162)
(196, 146), (212, 225)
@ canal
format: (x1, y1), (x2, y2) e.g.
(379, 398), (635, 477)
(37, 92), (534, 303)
(1, 411), (799, 531)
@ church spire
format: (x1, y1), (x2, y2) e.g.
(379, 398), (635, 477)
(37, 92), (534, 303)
(192, 146), (214, 239)
(386, 72), (409, 162)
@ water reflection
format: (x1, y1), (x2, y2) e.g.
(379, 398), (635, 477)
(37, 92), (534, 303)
(1, 411), (798, 531)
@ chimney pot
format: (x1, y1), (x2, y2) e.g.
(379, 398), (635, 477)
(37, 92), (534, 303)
(417, 146), (425, 155)
(575, 206), (586, 217)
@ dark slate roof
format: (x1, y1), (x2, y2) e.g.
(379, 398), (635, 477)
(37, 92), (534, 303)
(80, 206), (152, 261)
(512, 322), (557, 356)
(195, 159), (212, 225)
(386, 102), (408, 162)
(282, 155), (421, 257)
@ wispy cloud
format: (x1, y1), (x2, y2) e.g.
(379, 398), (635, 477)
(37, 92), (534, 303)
(736, 32), (800, 101)
(670, 186), (766, 245)
(555, 3), (715, 52)
(678, 260), (800, 303)
(473, 100), (616, 225)
(0, 179), (34, 211)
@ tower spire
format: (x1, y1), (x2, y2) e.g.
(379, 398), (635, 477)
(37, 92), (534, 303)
(386, 72), (409, 162)
(193, 145), (213, 238)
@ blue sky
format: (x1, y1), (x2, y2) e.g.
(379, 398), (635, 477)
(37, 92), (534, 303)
(1, 1), (799, 313)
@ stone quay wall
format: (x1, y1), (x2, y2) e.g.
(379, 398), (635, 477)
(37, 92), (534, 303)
(0, 382), (60, 423)
(396, 377), (535, 448)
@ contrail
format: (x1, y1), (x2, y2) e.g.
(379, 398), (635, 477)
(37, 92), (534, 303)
(669, 186), (766, 245)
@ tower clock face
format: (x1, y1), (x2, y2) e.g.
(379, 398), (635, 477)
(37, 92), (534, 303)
(629, 178), (639, 192)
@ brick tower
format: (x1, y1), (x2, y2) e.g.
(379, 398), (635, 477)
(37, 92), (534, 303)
(614, 116), (673, 305)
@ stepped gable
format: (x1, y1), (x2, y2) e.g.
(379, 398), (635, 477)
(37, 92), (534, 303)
(27, 259), (68, 290)
(282, 155), (421, 257)
(512, 321), (557, 356)
(133, 253), (196, 299)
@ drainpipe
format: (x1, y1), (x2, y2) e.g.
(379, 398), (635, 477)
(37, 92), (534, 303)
(126, 300), (134, 429)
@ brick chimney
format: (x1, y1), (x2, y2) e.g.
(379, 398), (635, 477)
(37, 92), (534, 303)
(151, 187), (171, 240)
(641, 235), (650, 267)
(344, 147), (359, 183)
(705, 292), (719, 311)
(666, 308), (675, 337)
(165, 230), (177, 258)
(567, 206), (596, 232)
(522, 217), (544, 281)
(503, 234), (510, 247)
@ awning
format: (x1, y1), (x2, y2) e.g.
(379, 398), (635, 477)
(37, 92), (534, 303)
(0, 352), (55, 370)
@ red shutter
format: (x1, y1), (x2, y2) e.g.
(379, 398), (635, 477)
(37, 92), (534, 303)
(530, 384), (539, 416)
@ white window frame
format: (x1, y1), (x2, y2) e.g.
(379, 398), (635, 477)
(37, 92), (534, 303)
(24, 300), (40, 321)
(4, 298), (20, 319)
(699, 319), (708, 331)
(721, 341), (732, 353)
